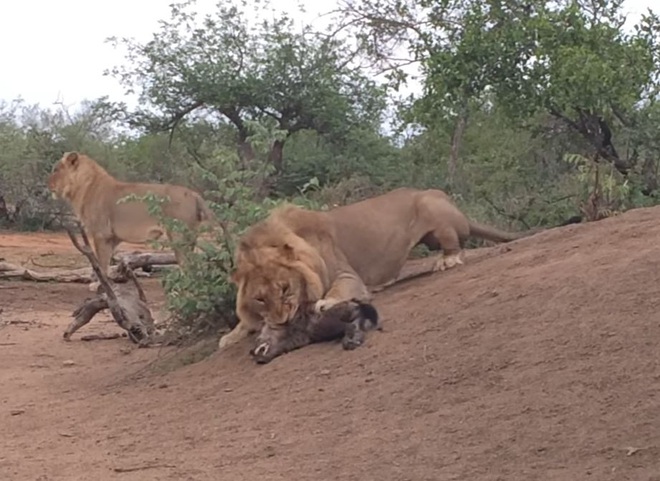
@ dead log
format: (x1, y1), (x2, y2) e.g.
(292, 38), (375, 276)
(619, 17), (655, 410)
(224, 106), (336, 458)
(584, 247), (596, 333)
(0, 262), (153, 283)
(113, 251), (177, 270)
(80, 333), (123, 341)
(63, 225), (155, 344)
(0, 262), (93, 283)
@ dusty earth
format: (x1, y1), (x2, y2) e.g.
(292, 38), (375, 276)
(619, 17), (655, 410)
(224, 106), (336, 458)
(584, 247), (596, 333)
(2, 208), (660, 481)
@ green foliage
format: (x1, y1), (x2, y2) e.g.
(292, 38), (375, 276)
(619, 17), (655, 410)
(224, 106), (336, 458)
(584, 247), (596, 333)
(105, 0), (387, 171)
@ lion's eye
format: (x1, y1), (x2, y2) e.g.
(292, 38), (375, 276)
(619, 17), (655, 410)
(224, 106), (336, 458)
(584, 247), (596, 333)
(281, 285), (290, 296)
(254, 297), (265, 304)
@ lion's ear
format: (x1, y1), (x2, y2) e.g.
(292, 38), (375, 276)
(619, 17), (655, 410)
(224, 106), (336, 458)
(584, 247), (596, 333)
(280, 243), (297, 261)
(65, 152), (79, 167)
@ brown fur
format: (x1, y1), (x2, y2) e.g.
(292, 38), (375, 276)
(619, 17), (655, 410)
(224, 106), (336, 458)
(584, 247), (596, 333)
(250, 299), (380, 364)
(219, 187), (526, 350)
(48, 152), (215, 289)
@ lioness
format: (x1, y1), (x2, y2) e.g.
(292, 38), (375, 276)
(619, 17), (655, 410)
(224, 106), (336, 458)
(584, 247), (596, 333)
(48, 151), (216, 290)
(219, 187), (526, 350)
(250, 298), (380, 364)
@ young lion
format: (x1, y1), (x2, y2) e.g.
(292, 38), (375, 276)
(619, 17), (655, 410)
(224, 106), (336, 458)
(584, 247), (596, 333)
(250, 298), (380, 364)
(48, 151), (216, 291)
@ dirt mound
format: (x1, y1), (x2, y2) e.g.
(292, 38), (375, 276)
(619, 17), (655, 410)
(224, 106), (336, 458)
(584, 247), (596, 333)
(3, 207), (660, 480)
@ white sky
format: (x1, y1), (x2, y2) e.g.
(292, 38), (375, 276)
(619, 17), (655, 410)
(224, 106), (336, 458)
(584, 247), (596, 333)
(0, 0), (657, 110)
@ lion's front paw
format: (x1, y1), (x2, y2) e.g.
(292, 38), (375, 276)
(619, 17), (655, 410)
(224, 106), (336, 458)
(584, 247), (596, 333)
(314, 298), (340, 313)
(88, 281), (101, 293)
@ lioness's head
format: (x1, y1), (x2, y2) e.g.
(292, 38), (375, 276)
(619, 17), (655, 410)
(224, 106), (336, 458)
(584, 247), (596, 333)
(232, 243), (325, 327)
(48, 151), (89, 200)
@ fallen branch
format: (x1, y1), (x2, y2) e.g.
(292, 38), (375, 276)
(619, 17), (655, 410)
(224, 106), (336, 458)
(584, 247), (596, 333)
(80, 333), (123, 341)
(114, 251), (177, 270)
(0, 260), (157, 283)
(63, 224), (155, 344)
(113, 463), (176, 473)
(0, 262), (93, 283)
(28, 255), (80, 269)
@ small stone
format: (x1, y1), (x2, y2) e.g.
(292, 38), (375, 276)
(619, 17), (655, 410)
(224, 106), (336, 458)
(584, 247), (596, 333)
(320, 369), (330, 376)
(10, 409), (25, 416)
(62, 360), (76, 367)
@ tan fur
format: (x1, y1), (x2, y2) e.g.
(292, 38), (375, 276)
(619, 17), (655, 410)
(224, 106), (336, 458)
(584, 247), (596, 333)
(219, 187), (526, 350)
(48, 152), (215, 290)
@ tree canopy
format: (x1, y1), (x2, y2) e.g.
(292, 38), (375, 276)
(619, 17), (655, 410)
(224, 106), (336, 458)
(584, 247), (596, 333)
(106, 0), (388, 171)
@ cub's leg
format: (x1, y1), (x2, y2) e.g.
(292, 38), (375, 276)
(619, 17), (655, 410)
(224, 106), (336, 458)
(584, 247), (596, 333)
(218, 303), (262, 350)
(314, 273), (371, 313)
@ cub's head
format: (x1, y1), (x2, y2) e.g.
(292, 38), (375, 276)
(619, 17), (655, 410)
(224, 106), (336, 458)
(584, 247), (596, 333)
(232, 243), (325, 327)
(48, 151), (91, 200)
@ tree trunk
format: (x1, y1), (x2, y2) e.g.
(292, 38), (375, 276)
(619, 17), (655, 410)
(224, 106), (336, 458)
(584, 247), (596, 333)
(449, 106), (468, 187)
(64, 280), (155, 343)
(268, 139), (286, 172)
(237, 138), (255, 166)
(64, 225), (155, 344)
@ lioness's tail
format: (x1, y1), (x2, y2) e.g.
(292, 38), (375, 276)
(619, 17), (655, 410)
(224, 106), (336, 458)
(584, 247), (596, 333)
(468, 221), (525, 243)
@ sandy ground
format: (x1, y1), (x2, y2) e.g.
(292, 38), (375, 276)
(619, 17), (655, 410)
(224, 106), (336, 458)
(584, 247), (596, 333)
(2, 208), (660, 480)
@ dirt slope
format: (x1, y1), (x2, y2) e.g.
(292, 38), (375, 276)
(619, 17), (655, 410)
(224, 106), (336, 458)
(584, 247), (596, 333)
(2, 207), (660, 481)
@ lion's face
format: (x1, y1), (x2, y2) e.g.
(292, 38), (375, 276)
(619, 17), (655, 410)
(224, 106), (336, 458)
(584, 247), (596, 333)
(48, 151), (83, 200)
(234, 260), (310, 327)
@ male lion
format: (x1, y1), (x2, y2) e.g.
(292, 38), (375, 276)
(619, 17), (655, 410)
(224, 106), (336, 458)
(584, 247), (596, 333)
(48, 151), (216, 291)
(250, 298), (380, 364)
(219, 187), (527, 350)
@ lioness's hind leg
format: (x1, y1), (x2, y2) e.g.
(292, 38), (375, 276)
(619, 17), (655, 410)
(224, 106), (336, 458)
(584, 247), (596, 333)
(167, 228), (197, 268)
(90, 236), (117, 292)
(432, 251), (464, 272)
(428, 227), (464, 272)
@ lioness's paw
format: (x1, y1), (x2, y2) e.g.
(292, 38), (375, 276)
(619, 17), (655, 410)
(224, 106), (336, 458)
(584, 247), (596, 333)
(88, 281), (101, 293)
(314, 298), (339, 313)
(443, 253), (464, 269)
(432, 253), (464, 272)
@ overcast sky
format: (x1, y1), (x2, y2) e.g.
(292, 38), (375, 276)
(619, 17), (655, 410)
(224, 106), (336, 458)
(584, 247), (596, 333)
(1, 0), (657, 110)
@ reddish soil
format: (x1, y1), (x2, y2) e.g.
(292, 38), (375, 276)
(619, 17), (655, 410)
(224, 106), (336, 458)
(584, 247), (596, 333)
(2, 208), (660, 481)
